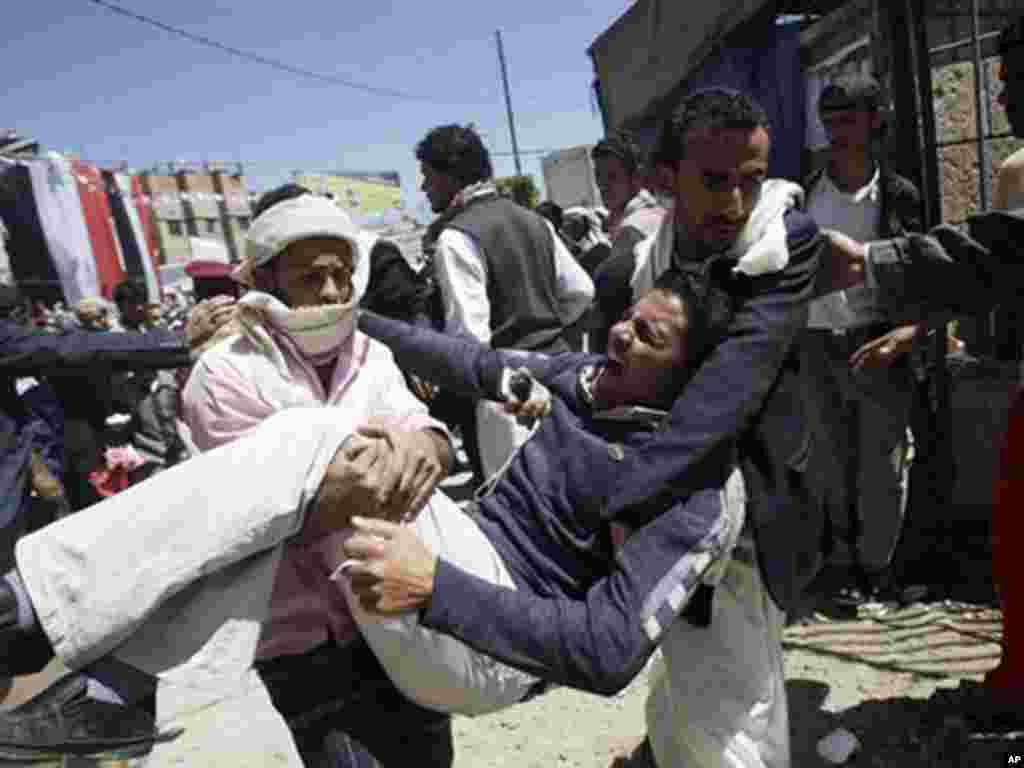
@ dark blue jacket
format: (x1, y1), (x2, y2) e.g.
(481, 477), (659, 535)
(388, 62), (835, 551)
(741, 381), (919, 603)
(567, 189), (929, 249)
(360, 312), (739, 695)
(0, 320), (191, 529)
(604, 209), (826, 613)
(19, 380), (64, 480)
(359, 208), (824, 694)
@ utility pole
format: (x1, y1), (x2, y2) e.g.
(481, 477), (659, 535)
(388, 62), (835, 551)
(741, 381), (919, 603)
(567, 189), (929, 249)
(495, 29), (522, 176)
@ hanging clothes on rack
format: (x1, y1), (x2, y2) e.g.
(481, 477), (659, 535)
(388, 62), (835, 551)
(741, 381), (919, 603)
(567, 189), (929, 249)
(73, 160), (124, 299)
(0, 218), (10, 284)
(103, 171), (160, 301)
(129, 175), (160, 280)
(0, 161), (64, 304)
(26, 154), (100, 306)
(117, 173), (161, 300)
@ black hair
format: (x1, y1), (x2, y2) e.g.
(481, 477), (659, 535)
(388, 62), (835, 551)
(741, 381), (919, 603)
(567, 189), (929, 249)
(193, 276), (239, 302)
(414, 125), (494, 187)
(998, 13), (1024, 56)
(650, 268), (732, 373)
(252, 183), (311, 220)
(591, 130), (644, 177)
(535, 201), (564, 231)
(817, 72), (884, 115)
(112, 278), (147, 308)
(651, 88), (770, 170)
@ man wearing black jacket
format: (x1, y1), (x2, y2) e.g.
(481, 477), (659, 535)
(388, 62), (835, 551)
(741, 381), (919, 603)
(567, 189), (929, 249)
(799, 73), (925, 602)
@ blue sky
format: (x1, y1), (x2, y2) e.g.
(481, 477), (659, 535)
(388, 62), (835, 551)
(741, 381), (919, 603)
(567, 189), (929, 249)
(4, 1), (626, 222)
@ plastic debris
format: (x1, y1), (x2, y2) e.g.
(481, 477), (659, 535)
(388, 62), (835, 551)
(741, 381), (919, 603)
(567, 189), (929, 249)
(817, 727), (861, 765)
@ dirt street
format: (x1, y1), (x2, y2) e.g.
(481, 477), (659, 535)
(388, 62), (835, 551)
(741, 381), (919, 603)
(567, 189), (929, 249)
(2, 520), (1020, 767)
(451, 599), (1021, 767)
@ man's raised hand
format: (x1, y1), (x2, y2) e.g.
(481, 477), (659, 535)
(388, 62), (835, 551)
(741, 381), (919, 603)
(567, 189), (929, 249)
(185, 296), (237, 351)
(815, 229), (868, 297)
(502, 368), (552, 426)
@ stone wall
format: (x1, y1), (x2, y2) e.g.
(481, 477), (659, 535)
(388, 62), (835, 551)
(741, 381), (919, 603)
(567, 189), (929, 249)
(933, 58), (1021, 224)
(930, 61), (1021, 522)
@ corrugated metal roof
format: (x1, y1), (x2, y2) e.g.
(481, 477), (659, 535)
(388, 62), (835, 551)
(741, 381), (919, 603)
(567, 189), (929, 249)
(587, 0), (772, 129)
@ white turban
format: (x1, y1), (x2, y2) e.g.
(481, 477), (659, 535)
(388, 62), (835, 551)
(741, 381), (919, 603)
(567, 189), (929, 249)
(239, 195), (370, 301)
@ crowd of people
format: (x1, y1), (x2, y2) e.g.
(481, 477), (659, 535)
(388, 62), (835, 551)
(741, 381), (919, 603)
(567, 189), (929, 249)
(0, 11), (1020, 768)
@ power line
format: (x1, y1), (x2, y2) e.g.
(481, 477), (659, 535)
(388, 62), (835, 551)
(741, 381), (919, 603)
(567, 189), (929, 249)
(492, 149), (555, 157)
(147, 149), (559, 170)
(86, 0), (428, 101)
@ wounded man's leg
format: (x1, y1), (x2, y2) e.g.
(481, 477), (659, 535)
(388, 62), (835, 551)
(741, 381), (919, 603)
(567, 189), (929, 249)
(334, 492), (540, 717)
(14, 408), (351, 672)
(0, 409), (355, 761)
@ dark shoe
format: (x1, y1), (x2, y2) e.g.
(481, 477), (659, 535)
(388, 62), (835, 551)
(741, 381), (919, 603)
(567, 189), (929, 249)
(0, 578), (53, 677)
(830, 585), (870, 608)
(0, 673), (176, 762)
(875, 582), (930, 606)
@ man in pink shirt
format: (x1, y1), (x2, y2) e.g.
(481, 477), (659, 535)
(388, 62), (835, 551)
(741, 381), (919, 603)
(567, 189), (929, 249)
(181, 185), (455, 766)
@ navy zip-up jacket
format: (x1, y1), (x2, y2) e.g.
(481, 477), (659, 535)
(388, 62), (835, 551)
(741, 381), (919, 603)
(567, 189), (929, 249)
(358, 207), (825, 694)
(359, 312), (740, 695)
(0, 320), (191, 530)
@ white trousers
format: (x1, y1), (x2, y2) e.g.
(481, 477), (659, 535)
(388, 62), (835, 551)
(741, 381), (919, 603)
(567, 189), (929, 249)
(646, 554), (790, 768)
(15, 409), (535, 766)
(475, 400), (533, 481)
(345, 490), (537, 716)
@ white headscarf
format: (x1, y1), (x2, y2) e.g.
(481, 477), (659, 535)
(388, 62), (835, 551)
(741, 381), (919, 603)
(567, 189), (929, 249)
(235, 195), (372, 370)
(239, 194), (370, 300)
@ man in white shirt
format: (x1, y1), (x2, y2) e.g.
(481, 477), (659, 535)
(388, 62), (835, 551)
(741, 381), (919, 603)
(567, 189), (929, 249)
(801, 74), (924, 603)
(416, 124), (593, 479)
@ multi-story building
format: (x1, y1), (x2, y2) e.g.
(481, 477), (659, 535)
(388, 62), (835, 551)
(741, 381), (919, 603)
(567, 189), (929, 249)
(138, 163), (253, 266)
(292, 171), (402, 227)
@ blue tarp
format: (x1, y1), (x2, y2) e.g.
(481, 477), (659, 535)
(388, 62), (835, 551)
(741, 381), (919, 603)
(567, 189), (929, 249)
(630, 18), (807, 184)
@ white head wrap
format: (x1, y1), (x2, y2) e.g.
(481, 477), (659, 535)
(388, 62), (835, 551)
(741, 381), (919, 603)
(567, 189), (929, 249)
(238, 194), (370, 301)
(235, 195), (380, 369)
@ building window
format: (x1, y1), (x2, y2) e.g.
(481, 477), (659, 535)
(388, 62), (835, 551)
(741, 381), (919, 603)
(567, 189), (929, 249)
(168, 220), (183, 237)
(238, 216), (250, 231)
(206, 219), (217, 234)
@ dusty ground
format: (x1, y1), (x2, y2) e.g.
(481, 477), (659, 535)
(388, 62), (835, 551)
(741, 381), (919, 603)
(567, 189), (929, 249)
(451, 528), (1023, 768)
(450, 607), (1022, 768)
(2, 517), (1020, 767)
(450, 606), (1020, 768)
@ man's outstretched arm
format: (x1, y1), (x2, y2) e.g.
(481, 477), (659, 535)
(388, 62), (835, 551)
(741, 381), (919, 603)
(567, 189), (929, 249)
(819, 209), (1024, 319)
(0, 321), (191, 377)
(358, 311), (582, 402)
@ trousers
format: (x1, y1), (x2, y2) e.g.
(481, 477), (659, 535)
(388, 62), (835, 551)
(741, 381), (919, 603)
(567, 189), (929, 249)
(646, 552), (789, 768)
(800, 328), (914, 572)
(15, 409), (535, 766)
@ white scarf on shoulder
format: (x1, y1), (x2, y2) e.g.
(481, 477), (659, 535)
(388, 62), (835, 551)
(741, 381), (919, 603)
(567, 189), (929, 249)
(632, 179), (804, 299)
(237, 291), (359, 374)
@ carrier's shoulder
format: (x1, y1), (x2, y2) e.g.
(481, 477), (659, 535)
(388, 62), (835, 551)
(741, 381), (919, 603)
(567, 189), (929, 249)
(782, 207), (821, 254)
